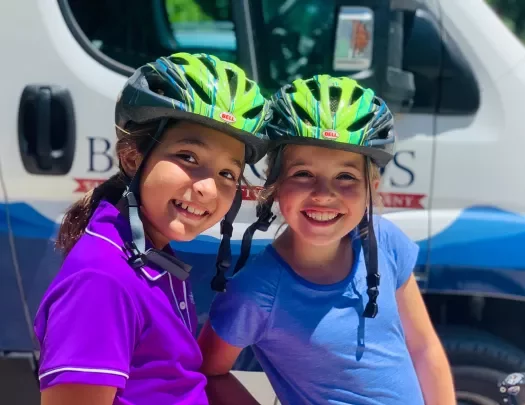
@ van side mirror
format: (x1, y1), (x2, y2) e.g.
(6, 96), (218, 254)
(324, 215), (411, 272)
(332, 0), (417, 113)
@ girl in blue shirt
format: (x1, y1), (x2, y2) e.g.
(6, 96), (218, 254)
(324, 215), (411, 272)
(198, 75), (456, 405)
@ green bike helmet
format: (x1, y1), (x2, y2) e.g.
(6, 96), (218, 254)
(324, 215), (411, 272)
(116, 52), (272, 164)
(114, 53), (272, 292)
(267, 74), (395, 166)
(232, 75), (396, 320)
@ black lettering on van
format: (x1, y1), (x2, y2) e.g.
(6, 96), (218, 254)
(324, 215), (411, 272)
(88, 137), (114, 173)
(390, 150), (415, 188)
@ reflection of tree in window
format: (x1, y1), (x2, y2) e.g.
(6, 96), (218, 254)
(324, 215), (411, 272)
(261, 0), (335, 88)
(486, 0), (525, 42)
(165, 0), (236, 63)
(165, 0), (231, 23)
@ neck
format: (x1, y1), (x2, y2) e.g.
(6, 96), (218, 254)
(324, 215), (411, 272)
(118, 199), (169, 250)
(274, 227), (353, 284)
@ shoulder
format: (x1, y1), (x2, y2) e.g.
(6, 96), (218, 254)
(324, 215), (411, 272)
(373, 215), (419, 288)
(374, 215), (417, 254)
(39, 232), (142, 316)
(227, 245), (282, 297)
(60, 231), (137, 283)
(208, 246), (281, 347)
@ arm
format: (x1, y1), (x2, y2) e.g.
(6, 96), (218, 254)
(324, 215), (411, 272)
(198, 320), (261, 405)
(42, 384), (116, 405)
(396, 274), (456, 405)
(198, 259), (276, 405)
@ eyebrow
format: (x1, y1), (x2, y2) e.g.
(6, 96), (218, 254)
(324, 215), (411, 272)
(174, 138), (243, 169)
(288, 159), (361, 170)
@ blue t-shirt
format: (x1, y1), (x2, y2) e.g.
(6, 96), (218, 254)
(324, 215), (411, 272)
(209, 216), (424, 405)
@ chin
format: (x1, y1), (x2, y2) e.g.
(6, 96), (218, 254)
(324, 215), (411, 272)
(163, 222), (200, 243)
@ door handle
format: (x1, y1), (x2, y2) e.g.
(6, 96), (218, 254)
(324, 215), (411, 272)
(35, 87), (52, 170)
(18, 84), (76, 175)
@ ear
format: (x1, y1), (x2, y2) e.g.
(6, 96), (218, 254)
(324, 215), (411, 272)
(118, 147), (143, 178)
(371, 178), (380, 191)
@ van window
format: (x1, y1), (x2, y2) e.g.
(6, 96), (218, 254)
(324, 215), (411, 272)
(254, 1), (479, 115)
(63, 0), (479, 115)
(64, 0), (237, 71)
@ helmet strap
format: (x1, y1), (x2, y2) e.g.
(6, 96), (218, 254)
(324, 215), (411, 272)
(119, 119), (193, 281)
(230, 146), (284, 276)
(361, 158), (380, 318)
(211, 187), (243, 292)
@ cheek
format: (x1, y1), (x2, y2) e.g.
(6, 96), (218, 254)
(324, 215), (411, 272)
(276, 183), (306, 216)
(210, 185), (238, 217)
(340, 184), (369, 209)
(140, 160), (189, 200)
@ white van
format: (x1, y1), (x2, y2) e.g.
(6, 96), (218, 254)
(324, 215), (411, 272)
(2, 0), (525, 404)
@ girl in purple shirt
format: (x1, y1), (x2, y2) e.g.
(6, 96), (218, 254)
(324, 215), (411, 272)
(34, 52), (271, 405)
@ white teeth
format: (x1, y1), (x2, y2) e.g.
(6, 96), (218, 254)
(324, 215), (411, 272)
(305, 211), (338, 221)
(175, 200), (206, 216)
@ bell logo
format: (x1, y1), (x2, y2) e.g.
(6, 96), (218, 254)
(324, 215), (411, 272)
(322, 130), (339, 140)
(220, 112), (236, 123)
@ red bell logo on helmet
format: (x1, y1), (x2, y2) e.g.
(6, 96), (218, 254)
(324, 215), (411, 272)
(322, 130), (339, 139)
(220, 111), (236, 123)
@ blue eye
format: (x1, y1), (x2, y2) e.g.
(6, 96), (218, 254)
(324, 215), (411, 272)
(337, 173), (357, 180)
(293, 171), (313, 178)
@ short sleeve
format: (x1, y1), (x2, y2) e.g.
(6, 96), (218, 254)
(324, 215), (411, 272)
(34, 269), (141, 390)
(209, 257), (278, 348)
(377, 217), (420, 289)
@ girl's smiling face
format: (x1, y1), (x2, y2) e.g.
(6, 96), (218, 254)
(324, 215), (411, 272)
(276, 144), (378, 247)
(121, 120), (245, 248)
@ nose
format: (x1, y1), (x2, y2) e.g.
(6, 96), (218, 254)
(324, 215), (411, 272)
(193, 177), (218, 202)
(311, 178), (335, 203)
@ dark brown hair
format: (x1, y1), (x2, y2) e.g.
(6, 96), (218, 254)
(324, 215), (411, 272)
(55, 121), (163, 256)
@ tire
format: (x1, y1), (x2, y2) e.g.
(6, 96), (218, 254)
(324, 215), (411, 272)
(453, 366), (504, 405)
(438, 327), (525, 404)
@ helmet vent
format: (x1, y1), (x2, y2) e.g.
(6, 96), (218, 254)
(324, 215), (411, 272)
(292, 100), (314, 126)
(198, 56), (219, 80)
(243, 104), (264, 119)
(147, 74), (182, 100)
(350, 86), (364, 105)
(284, 84), (297, 94)
(169, 56), (190, 65)
(185, 75), (212, 105)
(348, 112), (374, 132)
(226, 69), (238, 97)
(329, 87), (342, 113)
(306, 80), (321, 101)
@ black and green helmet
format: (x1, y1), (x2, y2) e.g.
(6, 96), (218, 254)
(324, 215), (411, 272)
(115, 52), (272, 164)
(267, 74), (395, 167)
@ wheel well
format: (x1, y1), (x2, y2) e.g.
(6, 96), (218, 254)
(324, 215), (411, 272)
(423, 292), (525, 351)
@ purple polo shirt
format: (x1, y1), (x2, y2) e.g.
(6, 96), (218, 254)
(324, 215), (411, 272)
(34, 200), (209, 405)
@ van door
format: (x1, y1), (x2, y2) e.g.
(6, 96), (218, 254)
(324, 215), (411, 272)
(248, 0), (441, 286)
(428, 1), (523, 294)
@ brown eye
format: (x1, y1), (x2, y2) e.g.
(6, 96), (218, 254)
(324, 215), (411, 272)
(220, 170), (237, 181)
(175, 153), (197, 164)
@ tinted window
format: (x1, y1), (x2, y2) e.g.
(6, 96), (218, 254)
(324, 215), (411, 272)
(403, 10), (479, 114)
(64, 0), (479, 114)
(66, 0), (237, 69)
